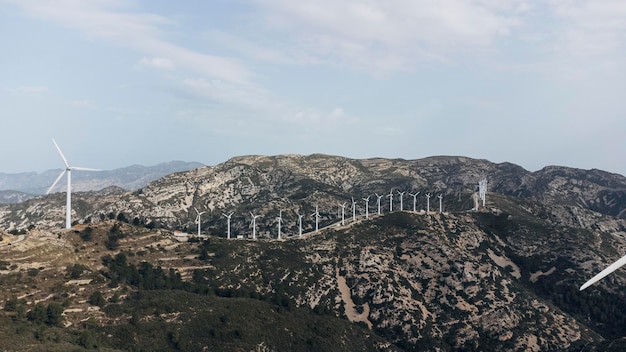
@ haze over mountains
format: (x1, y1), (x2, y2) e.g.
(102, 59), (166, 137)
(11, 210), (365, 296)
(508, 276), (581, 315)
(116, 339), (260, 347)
(0, 154), (625, 350)
(0, 160), (204, 203)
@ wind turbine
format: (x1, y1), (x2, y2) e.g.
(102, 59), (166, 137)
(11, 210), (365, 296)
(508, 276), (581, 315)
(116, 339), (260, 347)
(479, 178), (488, 207)
(397, 190), (405, 211)
(250, 212), (260, 239)
(276, 210), (283, 239)
(339, 202), (347, 226)
(375, 193), (383, 215)
(581, 254), (626, 290)
(408, 191), (420, 212)
(222, 212), (234, 239)
(387, 189), (394, 212)
(437, 194), (443, 213)
(194, 207), (205, 237)
(426, 193), (431, 213)
(362, 196), (371, 219)
(296, 211), (304, 237)
(351, 197), (357, 222)
(47, 138), (100, 229)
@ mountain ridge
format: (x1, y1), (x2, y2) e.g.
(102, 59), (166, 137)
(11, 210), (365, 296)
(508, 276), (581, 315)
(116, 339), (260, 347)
(0, 160), (204, 203)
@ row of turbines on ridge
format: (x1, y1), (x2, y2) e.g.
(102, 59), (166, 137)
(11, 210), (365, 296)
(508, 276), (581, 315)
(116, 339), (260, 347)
(194, 183), (488, 240)
(45, 138), (488, 238)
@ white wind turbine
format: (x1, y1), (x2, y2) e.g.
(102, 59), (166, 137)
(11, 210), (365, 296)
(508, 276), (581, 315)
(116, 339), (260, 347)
(408, 191), (420, 212)
(387, 189), (394, 212)
(339, 202), (347, 226)
(479, 178), (488, 207)
(296, 211), (304, 237)
(397, 190), (405, 211)
(351, 197), (357, 222)
(276, 210), (283, 239)
(250, 212), (260, 239)
(375, 193), (383, 215)
(362, 196), (371, 219)
(47, 138), (100, 229)
(437, 194), (443, 213)
(194, 207), (205, 237)
(222, 212), (234, 239)
(426, 193), (431, 213)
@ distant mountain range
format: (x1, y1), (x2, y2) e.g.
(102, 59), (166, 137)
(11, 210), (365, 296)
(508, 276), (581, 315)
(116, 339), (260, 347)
(0, 161), (204, 203)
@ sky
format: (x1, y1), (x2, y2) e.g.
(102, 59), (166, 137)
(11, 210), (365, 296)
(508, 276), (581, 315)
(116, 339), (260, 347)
(1, 1), (625, 176)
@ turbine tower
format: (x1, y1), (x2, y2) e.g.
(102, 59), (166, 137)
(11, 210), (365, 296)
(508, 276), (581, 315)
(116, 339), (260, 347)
(426, 193), (431, 213)
(296, 212), (304, 237)
(479, 178), (488, 207)
(397, 190), (405, 211)
(194, 207), (205, 237)
(362, 196), (371, 219)
(375, 193), (383, 215)
(437, 194), (443, 214)
(47, 138), (100, 229)
(408, 191), (420, 212)
(339, 202), (347, 226)
(222, 212), (234, 239)
(387, 189), (394, 212)
(276, 210), (283, 239)
(250, 212), (260, 240)
(314, 205), (320, 233)
(351, 197), (357, 222)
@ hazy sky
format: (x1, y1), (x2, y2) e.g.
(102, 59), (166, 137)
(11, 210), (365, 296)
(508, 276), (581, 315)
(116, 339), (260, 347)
(1, 1), (625, 176)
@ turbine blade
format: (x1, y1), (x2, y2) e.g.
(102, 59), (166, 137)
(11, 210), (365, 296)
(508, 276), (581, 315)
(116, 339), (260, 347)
(52, 138), (70, 168)
(47, 170), (66, 194)
(194, 207), (199, 215)
(72, 167), (101, 172)
(580, 253), (626, 290)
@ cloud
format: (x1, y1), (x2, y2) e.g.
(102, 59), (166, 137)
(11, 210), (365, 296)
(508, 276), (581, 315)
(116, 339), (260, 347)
(550, 0), (626, 57)
(7, 0), (250, 83)
(9, 85), (49, 93)
(251, 0), (529, 74)
(68, 99), (93, 107)
(137, 57), (175, 70)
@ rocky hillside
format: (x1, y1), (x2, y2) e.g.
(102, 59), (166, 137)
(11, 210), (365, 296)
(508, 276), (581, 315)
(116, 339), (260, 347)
(1, 154), (625, 233)
(104, 154), (626, 231)
(0, 194), (624, 350)
(0, 154), (625, 350)
(0, 190), (34, 204)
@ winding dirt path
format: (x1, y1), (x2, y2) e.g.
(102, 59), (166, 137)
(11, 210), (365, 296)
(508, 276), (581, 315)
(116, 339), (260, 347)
(335, 266), (373, 329)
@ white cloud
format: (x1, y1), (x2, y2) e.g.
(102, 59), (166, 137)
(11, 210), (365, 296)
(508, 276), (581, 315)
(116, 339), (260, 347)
(68, 99), (92, 107)
(7, 0), (250, 83)
(10, 85), (49, 93)
(178, 77), (353, 128)
(137, 57), (175, 70)
(550, 0), (626, 57)
(251, 0), (529, 74)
